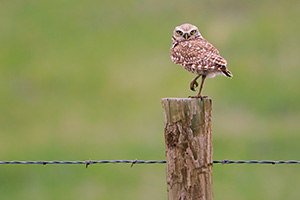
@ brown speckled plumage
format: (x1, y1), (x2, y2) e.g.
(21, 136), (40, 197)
(170, 23), (232, 97)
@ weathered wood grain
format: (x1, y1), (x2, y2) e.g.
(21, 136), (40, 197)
(162, 97), (213, 200)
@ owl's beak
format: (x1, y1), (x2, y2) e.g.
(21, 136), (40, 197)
(183, 33), (190, 40)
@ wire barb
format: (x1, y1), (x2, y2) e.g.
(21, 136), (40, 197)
(222, 159), (229, 165)
(86, 158), (91, 168)
(131, 159), (138, 168)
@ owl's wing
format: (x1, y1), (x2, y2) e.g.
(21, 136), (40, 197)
(172, 39), (227, 66)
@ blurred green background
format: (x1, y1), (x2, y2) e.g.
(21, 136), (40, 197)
(1, 0), (300, 199)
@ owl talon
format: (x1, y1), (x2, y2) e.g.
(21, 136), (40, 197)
(190, 75), (201, 92)
(189, 95), (201, 98)
(190, 80), (199, 91)
(189, 95), (207, 98)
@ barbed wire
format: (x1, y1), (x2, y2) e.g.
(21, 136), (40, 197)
(1, 159), (300, 168)
(213, 160), (300, 165)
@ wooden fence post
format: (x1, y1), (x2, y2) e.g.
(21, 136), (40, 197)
(161, 97), (213, 200)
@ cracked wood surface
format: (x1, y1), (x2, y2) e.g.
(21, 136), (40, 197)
(162, 97), (213, 200)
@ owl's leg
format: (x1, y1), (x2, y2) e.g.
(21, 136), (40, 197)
(197, 75), (207, 97)
(190, 74), (201, 91)
(189, 75), (207, 98)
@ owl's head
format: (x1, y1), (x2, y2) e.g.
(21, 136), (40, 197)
(172, 23), (202, 42)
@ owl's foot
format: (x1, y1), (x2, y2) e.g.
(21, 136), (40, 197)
(188, 95), (207, 98)
(190, 80), (199, 91)
(190, 74), (201, 91)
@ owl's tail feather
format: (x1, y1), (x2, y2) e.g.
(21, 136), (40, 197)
(222, 70), (233, 78)
(219, 65), (233, 78)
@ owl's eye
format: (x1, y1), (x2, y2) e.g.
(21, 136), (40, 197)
(190, 30), (196, 35)
(176, 30), (183, 35)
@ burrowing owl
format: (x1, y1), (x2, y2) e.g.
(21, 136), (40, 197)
(170, 23), (232, 98)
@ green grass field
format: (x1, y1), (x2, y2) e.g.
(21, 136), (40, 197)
(1, 0), (300, 199)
